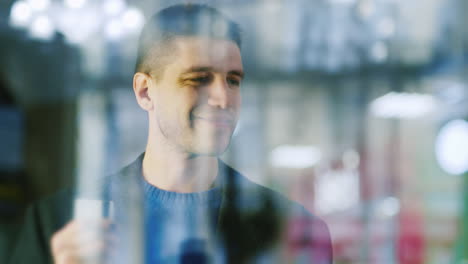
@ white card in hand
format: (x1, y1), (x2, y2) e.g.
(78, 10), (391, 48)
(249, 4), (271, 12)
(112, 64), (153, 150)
(74, 199), (114, 220)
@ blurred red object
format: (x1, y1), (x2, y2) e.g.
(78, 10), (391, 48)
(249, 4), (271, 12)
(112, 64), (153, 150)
(397, 210), (425, 264)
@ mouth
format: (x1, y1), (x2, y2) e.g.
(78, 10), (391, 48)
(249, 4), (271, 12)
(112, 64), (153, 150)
(192, 115), (234, 128)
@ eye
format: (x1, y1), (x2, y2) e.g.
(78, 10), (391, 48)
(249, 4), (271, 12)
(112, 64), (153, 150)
(187, 75), (212, 86)
(227, 77), (241, 87)
(191, 76), (210, 83)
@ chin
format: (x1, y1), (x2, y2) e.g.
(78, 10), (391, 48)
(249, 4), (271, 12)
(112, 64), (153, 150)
(188, 129), (233, 156)
(195, 145), (229, 157)
(190, 138), (231, 157)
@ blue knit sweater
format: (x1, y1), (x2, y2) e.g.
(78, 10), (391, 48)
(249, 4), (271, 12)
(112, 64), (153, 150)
(142, 178), (223, 263)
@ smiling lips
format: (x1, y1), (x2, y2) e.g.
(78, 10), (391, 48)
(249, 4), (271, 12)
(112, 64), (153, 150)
(192, 115), (234, 128)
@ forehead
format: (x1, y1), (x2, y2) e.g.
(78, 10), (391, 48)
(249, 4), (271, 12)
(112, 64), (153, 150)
(172, 36), (243, 72)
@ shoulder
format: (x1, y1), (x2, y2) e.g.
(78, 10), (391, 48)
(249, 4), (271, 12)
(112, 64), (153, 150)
(223, 161), (330, 231)
(13, 155), (143, 238)
(220, 163), (333, 262)
(223, 162), (318, 218)
(105, 154), (144, 190)
(10, 155), (145, 259)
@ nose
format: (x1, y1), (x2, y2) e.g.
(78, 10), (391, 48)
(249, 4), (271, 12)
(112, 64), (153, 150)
(207, 78), (229, 109)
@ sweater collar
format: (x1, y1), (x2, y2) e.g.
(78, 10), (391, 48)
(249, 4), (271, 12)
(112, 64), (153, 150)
(123, 153), (232, 207)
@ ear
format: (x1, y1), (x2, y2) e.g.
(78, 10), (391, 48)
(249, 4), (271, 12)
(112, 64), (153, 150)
(133, 72), (154, 111)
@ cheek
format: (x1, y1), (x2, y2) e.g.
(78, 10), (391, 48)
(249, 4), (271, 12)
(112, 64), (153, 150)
(231, 90), (241, 111)
(174, 89), (200, 122)
(157, 85), (197, 108)
(235, 91), (241, 105)
(152, 88), (180, 123)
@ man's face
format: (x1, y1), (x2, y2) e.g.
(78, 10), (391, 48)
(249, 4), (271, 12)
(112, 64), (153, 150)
(148, 36), (243, 156)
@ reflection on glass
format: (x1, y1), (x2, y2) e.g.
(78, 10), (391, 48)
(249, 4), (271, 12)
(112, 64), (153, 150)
(1, 0), (467, 264)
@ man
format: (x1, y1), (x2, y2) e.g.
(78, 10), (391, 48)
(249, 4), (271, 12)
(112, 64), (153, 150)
(10, 4), (332, 264)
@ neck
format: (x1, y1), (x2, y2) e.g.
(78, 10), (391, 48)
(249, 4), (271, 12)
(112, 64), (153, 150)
(142, 130), (219, 193)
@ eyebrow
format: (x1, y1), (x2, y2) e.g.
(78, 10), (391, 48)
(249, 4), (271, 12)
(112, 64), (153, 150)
(229, 70), (245, 79)
(181, 66), (244, 78)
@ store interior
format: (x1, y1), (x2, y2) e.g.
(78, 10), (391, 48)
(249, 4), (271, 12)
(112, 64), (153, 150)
(0, 0), (467, 263)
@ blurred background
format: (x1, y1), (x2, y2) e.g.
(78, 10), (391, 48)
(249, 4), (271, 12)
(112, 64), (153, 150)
(0, 0), (467, 263)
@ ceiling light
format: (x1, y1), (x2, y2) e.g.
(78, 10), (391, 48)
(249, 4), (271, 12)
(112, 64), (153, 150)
(103, 0), (126, 16)
(370, 92), (437, 119)
(376, 17), (396, 38)
(271, 145), (321, 169)
(64, 0), (87, 9)
(27, 0), (51, 12)
(105, 18), (124, 41)
(9, 1), (33, 28)
(29, 15), (55, 41)
(122, 7), (144, 33)
(435, 119), (468, 175)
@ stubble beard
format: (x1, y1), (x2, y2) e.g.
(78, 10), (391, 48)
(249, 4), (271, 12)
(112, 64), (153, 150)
(156, 114), (233, 157)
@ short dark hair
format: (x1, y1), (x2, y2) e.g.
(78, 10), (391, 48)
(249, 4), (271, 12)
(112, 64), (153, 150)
(134, 4), (242, 76)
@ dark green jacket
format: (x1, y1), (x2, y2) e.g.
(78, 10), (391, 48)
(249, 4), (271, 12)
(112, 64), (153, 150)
(9, 156), (332, 263)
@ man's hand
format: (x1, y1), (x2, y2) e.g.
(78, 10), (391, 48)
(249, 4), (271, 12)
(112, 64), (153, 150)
(50, 220), (115, 264)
